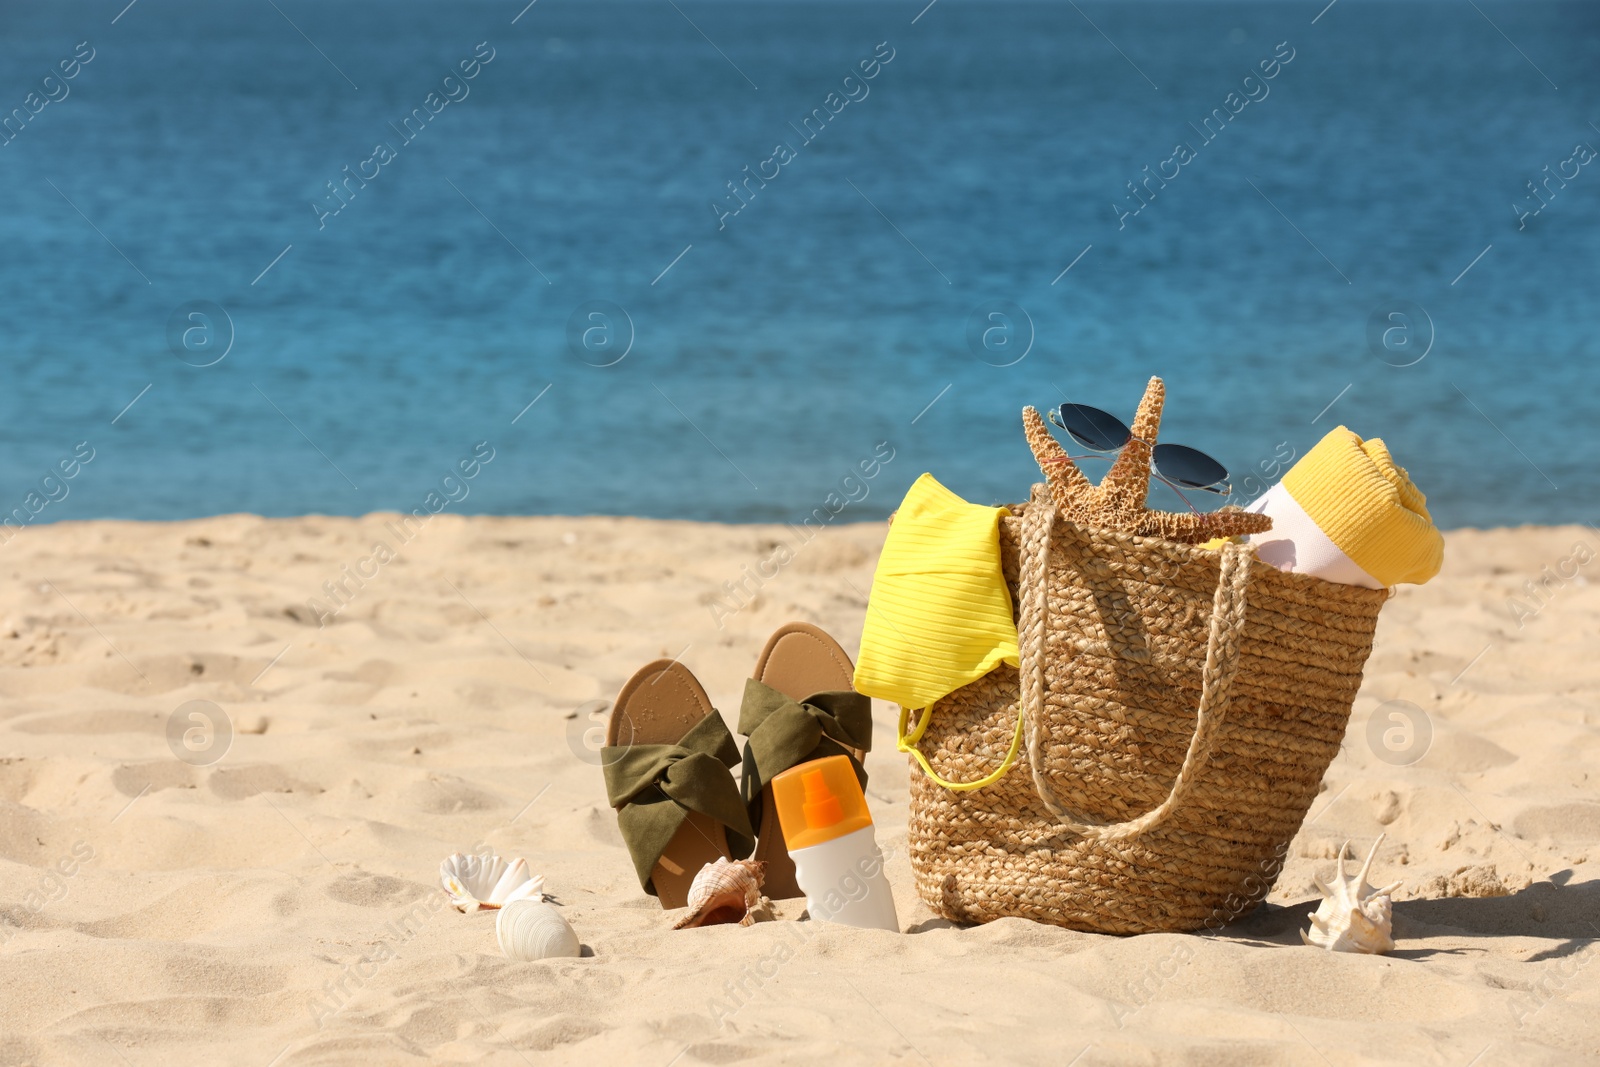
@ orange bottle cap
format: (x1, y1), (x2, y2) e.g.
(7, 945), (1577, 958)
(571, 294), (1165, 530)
(771, 754), (873, 850)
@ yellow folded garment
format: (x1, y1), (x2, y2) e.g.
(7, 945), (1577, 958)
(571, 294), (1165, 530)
(853, 474), (1018, 710)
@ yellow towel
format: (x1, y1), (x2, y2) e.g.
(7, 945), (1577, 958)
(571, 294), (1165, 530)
(1281, 426), (1443, 587)
(853, 474), (1018, 710)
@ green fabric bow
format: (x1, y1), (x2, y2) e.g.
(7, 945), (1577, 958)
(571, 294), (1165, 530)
(602, 711), (754, 895)
(737, 678), (873, 833)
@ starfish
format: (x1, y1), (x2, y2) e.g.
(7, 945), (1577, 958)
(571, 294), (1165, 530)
(1022, 376), (1273, 545)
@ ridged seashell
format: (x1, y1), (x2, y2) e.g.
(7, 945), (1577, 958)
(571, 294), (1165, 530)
(672, 858), (766, 930)
(439, 852), (545, 913)
(1301, 834), (1402, 954)
(496, 899), (581, 961)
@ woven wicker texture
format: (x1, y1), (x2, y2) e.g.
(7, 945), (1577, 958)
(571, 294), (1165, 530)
(905, 488), (1388, 934)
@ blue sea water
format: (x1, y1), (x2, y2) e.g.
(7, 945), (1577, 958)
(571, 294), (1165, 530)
(1, 0), (1596, 528)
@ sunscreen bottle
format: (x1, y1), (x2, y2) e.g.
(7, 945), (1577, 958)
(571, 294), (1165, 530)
(771, 755), (899, 932)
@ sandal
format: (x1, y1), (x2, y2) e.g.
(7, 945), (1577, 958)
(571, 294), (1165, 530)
(602, 659), (755, 910)
(738, 623), (873, 899)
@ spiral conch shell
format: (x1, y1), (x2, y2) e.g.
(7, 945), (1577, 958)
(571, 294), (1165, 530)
(439, 852), (545, 913)
(672, 858), (766, 929)
(1301, 835), (1402, 954)
(496, 899), (581, 961)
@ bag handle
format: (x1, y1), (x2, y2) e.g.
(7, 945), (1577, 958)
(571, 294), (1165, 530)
(897, 491), (1253, 839)
(1020, 497), (1252, 840)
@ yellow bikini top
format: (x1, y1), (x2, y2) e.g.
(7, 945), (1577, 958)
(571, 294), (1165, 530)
(852, 473), (1019, 712)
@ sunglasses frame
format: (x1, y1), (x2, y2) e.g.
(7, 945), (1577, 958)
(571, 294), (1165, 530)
(1045, 402), (1233, 518)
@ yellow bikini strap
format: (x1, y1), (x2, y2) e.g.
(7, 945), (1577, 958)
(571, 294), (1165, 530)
(896, 702), (1024, 792)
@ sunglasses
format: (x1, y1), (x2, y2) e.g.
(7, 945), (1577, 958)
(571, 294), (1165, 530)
(1047, 402), (1231, 496)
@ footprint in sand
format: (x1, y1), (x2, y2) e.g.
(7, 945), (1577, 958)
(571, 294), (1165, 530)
(323, 871), (430, 909)
(11, 709), (165, 736)
(1420, 724), (1517, 773)
(400, 774), (505, 815)
(86, 653), (273, 695)
(1515, 802), (1600, 844)
(112, 760), (202, 798)
(209, 764), (325, 801)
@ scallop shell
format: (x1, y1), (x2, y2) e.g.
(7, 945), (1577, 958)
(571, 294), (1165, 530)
(1301, 834), (1402, 953)
(672, 858), (766, 930)
(439, 852), (545, 913)
(496, 899), (581, 961)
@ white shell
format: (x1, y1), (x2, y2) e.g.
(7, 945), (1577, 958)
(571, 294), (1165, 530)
(1301, 834), (1402, 953)
(496, 899), (581, 961)
(439, 852), (545, 913)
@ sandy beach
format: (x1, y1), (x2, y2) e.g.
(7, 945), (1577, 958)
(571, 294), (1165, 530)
(2, 513), (1598, 1066)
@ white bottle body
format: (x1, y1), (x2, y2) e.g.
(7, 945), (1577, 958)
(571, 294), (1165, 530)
(789, 825), (899, 932)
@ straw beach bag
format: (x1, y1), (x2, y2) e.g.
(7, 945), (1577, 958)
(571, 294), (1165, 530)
(901, 483), (1389, 934)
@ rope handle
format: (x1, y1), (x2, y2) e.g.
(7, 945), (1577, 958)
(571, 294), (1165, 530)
(899, 489), (1253, 841)
(1020, 498), (1252, 841)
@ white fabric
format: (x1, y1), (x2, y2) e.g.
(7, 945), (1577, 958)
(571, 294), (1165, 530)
(1244, 483), (1385, 589)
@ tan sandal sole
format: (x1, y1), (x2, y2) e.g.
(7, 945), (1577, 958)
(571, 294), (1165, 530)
(749, 622), (861, 900)
(609, 659), (732, 910)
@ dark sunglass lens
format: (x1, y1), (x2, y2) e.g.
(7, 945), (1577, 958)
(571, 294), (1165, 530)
(1055, 404), (1130, 453)
(1153, 444), (1229, 492)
